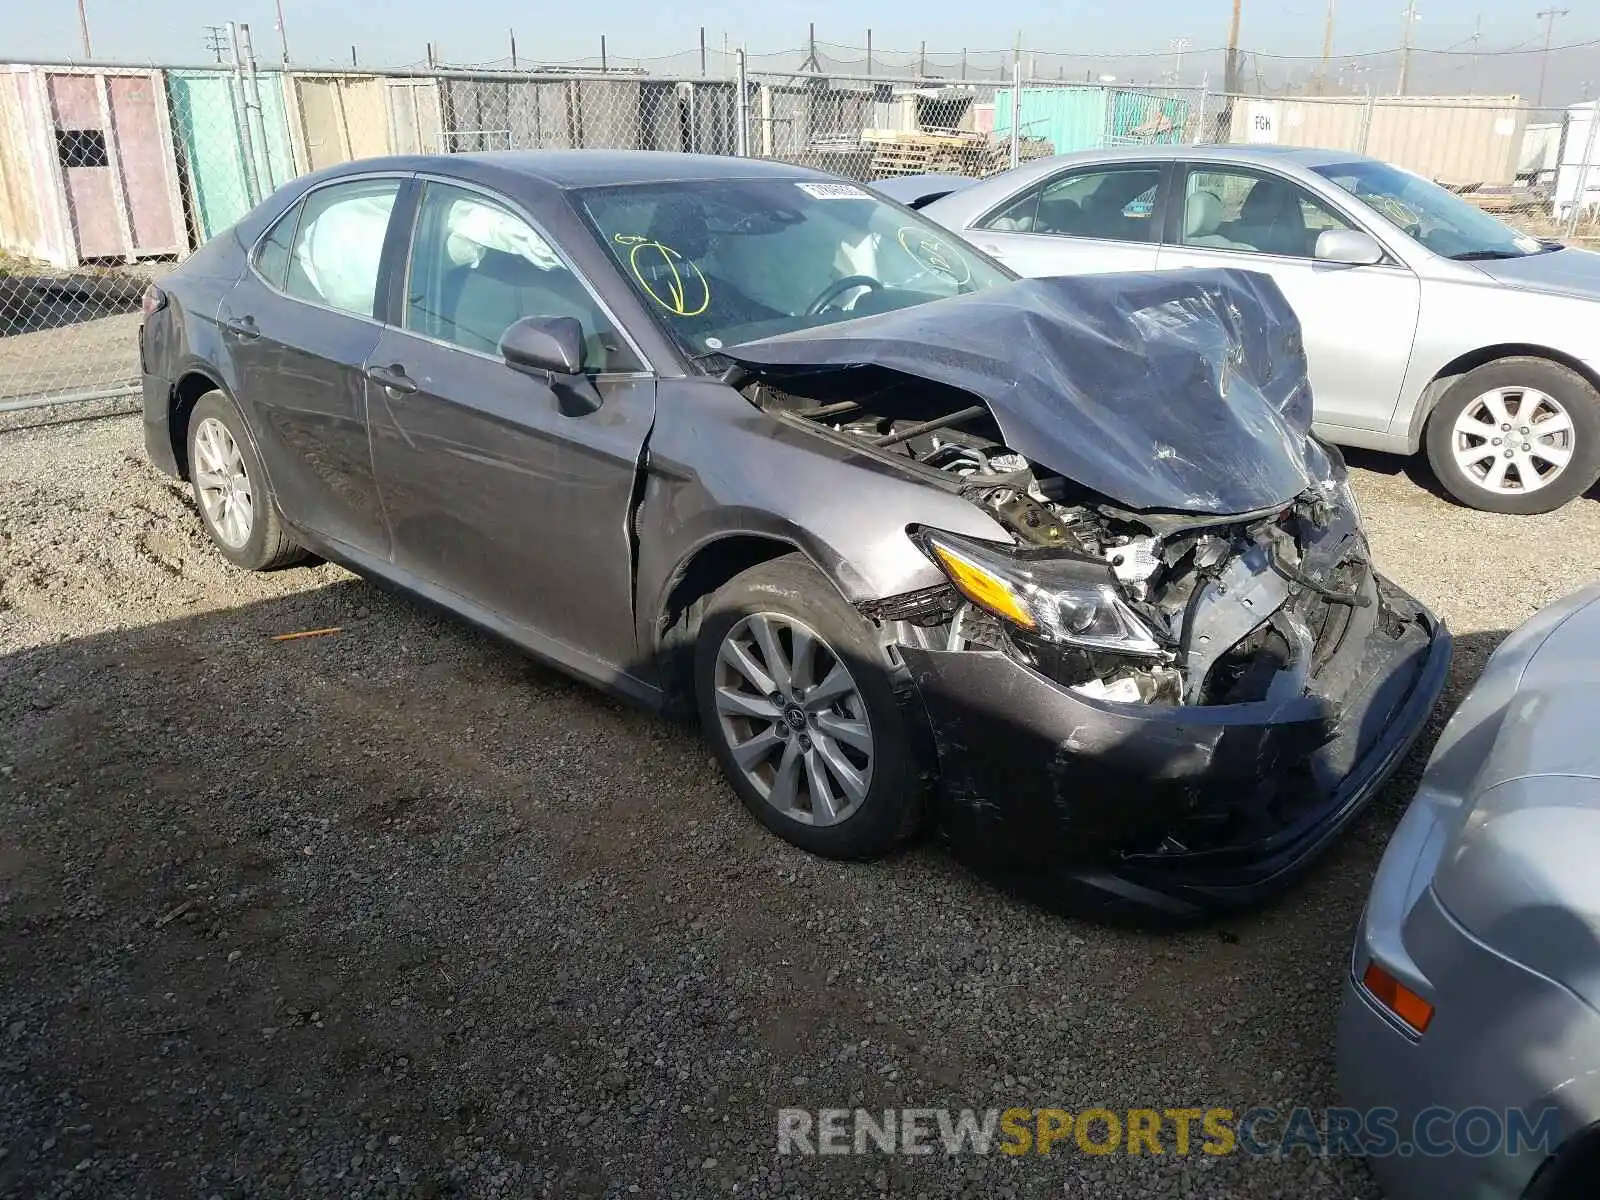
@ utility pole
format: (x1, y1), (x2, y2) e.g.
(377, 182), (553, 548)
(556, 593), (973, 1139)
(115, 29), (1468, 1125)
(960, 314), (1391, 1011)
(1320, 0), (1336, 92)
(203, 24), (229, 63)
(800, 22), (818, 72)
(1535, 7), (1569, 107)
(1169, 37), (1191, 85)
(1396, 0), (1419, 96)
(1467, 13), (1482, 93)
(76, 0), (92, 57)
(273, 0), (289, 64)
(509, 28), (517, 69)
(1224, 0), (1242, 94)
(866, 29), (873, 78)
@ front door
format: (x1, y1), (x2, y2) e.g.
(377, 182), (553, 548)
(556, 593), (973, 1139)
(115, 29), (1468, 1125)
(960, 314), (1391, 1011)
(365, 179), (657, 677)
(964, 162), (1166, 276)
(1156, 164), (1421, 436)
(221, 174), (404, 557)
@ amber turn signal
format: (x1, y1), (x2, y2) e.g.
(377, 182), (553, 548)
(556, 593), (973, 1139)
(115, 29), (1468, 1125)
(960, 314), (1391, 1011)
(1362, 961), (1435, 1034)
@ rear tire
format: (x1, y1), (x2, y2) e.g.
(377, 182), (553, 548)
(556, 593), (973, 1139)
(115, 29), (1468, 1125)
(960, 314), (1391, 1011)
(693, 554), (921, 859)
(1425, 358), (1600, 514)
(186, 391), (305, 571)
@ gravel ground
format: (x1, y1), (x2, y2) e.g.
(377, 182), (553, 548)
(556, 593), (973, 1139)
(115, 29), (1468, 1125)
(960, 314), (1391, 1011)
(2, 415), (1598, 1200)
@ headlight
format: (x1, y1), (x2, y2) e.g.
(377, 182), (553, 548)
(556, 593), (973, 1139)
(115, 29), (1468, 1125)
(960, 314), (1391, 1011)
(915, 528), (1164, 656)
(1332, 474), (1362, 524)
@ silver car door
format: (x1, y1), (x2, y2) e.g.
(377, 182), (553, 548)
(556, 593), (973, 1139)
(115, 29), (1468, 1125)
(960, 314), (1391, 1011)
(1156, 163), (1421, 437)
(963, 162), (1165, 276)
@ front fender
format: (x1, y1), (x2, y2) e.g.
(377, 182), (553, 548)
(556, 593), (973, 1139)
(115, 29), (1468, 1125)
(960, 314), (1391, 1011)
(633, 379), (1009, 659)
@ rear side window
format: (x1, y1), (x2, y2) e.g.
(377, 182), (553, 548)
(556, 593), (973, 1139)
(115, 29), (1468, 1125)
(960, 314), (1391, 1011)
(282, 179), (401, 317)
(979, 166), (1162, 243)
(253, 202), (299, 291)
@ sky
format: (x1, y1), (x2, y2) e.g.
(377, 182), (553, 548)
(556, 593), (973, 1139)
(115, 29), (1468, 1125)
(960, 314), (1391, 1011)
(8, 0), (1599, 102)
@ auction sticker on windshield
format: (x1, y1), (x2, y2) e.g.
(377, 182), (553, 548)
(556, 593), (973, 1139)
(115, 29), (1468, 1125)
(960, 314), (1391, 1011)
(796, 182), (869, 200)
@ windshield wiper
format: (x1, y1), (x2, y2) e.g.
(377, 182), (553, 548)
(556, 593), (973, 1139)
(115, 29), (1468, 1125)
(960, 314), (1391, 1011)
(1449, 249), (1524, 261)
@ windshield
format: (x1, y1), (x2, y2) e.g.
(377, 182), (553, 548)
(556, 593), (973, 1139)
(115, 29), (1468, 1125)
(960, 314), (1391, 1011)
(575, 178), (1012, 357)
(1313, 159), (1555, 261)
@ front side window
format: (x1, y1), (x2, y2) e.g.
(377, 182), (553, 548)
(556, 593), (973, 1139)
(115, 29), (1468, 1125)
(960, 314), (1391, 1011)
(282, 178), (401, 317)
(979, 166), (1162, 243)
(404, 182), (634, 372)
(1313, 159), (1554, 261)
(576, 177), (1011, 358)
(1181, 168), (1352, 257)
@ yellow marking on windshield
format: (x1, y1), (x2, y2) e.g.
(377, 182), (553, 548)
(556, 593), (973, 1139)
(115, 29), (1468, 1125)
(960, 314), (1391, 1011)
(896, 226), (972, 286)
(615, 233), (710, 317)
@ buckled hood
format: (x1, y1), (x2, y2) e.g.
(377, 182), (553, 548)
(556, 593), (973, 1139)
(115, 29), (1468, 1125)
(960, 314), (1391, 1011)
(724, 270), (1332, 516)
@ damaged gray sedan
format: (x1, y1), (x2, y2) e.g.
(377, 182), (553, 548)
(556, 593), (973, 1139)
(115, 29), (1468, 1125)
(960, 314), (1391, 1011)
(139, 152), (1450, 918)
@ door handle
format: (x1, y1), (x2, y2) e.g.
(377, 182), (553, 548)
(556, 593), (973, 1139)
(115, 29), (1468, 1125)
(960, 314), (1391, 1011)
(365, 364), (418, 395)
(222, 314), (259, 339)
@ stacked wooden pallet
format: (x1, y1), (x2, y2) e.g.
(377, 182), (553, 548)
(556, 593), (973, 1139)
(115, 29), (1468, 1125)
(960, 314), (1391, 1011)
(861, 129), (1054, 178)
(863, 129), (992, 177)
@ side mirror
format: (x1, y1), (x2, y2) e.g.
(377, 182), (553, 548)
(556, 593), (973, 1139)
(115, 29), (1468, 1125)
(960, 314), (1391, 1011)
(500, 315), (585, 377)
(1314, 228), (1385, 266)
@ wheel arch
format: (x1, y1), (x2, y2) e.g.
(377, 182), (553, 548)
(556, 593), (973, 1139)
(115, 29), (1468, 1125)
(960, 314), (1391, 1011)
(168, 366), (229, 480)
(1523, 1117), (1600, 1200)
(652, 533), (829, 714)
(1408, 345), (1600, 454)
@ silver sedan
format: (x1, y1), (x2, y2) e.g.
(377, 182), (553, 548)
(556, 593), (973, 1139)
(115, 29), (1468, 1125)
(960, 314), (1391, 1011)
(915, 146), (1600, 515)
(1338, 583), (1600, 1199)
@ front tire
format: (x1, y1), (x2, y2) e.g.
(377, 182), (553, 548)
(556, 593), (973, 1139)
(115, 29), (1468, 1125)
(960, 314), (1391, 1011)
(693, 554), (921, 859)
(186, 391), (304, 570)
(1425, 357), (1600, 514)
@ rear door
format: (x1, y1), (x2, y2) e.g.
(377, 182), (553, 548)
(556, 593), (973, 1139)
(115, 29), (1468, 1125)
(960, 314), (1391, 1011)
(1155, 163), (1420, 435)
(364, 178), (657, 676)
(962, 161), (1167, 275)
(221, 174), (407, 557)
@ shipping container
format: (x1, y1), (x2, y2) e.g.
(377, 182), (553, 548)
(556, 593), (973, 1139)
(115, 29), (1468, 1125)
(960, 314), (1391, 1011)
(167, 68), (296, 243)
(386, 77), (444, 155)
(0, 64), (185, 268)
(1229, 95), (1528, 186)
(285, 73), (393, 171)
(992, 85), (1190, 156)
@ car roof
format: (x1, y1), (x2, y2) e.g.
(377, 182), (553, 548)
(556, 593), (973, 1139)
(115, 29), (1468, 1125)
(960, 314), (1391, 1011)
(308, 150), (827, 191)
(1019, 144), (1372, 170)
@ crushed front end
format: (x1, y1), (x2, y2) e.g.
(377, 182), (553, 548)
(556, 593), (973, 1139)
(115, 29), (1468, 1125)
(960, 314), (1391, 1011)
(725, 270), (1450, 918)
(882, 480), (1448, 920)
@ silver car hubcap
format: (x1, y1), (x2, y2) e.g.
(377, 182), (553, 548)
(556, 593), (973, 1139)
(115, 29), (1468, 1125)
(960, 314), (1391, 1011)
(713, 613), (874, 826)
(192, 417), (254, 548)
(1451, 386), (1575, 496)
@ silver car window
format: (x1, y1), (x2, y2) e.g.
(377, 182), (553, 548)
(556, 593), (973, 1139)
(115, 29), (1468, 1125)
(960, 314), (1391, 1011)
(1181, 168), (1351, 258)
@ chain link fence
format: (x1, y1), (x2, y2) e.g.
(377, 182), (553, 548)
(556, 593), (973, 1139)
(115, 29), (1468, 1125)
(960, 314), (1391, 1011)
(3, 56), (1599, 413)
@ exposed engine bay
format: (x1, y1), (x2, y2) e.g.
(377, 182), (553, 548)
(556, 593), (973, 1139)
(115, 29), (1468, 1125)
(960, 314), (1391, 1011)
(723, 269), (1385, 715)
(744, 378), (1374, 711)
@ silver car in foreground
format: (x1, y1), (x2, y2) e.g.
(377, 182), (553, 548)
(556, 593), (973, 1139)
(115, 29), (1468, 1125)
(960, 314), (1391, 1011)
(1339, 584), (1600, 1199)
(916, 146), (1600, 515)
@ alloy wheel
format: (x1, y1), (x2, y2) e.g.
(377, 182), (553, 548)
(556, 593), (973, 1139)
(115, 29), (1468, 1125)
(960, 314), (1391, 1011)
(192, 417), (255, 548)
(712, 612), (875, 826)
(1450, 386), (1576, 496)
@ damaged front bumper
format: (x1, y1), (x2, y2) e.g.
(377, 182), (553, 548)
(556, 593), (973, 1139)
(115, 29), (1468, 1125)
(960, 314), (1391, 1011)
(899, 575), (1450, 920)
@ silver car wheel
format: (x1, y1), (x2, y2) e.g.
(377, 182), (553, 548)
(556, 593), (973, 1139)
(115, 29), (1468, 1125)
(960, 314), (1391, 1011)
(192, 417), (255, 549)
(1450, 386), (1576, 496)
(712, 612), (874, 826)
